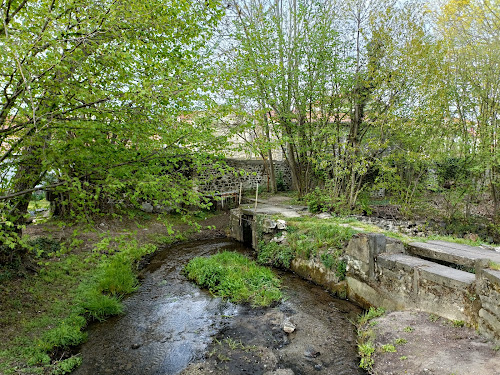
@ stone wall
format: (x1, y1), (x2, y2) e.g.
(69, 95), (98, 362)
(198, 158), (292, 193)
(346, 233), (499, 342)
(477, 269), (500, 342)
(229, 212), (500, 343)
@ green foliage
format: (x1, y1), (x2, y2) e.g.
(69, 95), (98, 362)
(358, 307), (386, 325)
(489, 262), (500, 271)
(184, 251), (282, 307)
(40, 316), (87, 352)
(304, 188), (336, 213)
(257, 241), (294, 269)
(96, 258), (138, 296)
(357, 306), (386, 370)
(26, 237), (61, 259)
(320, 251), (347, 280)
(75, 287), (123, 322)
(320, 252), (336, 269)
(0, 0), (225, 261)
(286, 218), (357, 261)
(276, 171), (286, 192)
(53, 355), (83, 375)
(381, 344), (397, 353)
(358, 342), (375, 370)
(395, 338), (408, 345)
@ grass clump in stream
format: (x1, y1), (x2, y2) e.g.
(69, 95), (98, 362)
(184, 251), (282, 307)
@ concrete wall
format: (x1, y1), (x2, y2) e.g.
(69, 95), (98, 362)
(198, 158), (292, 193)
(345, 233), (498, 342)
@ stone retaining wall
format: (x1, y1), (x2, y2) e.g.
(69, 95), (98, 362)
(346, 233), (499, 343)
(229, 211), (500, 343)
(477, 269), (500, 342)
(198, 158), (292, 192)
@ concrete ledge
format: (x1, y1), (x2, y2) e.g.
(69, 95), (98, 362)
(346, 276), (403, 311)
(481, 268), (500, 285)
(378, 253), (475, 289)
(408, 241), (500, 269)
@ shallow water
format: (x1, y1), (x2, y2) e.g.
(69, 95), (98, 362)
(74, 239), (364, 375)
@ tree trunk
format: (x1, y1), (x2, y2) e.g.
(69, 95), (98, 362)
(1, 145), (45, 264)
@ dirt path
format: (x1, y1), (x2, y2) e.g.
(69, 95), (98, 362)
(370, 311), (500, 375)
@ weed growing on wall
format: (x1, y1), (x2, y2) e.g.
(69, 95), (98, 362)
(184, 251), (282, 307)
(258, 241), (294, 268)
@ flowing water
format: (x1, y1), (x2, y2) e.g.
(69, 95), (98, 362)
(73, 239), (365, 375)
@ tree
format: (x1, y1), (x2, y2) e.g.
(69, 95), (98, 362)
(436, 0), (500, 218)
(0, 0), (224, 263)
(220, 0), (348, 197)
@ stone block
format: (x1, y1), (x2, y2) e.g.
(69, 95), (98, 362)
(479, 308), (500, 337)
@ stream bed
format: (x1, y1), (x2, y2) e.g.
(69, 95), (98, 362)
(73, 239), (365, 375)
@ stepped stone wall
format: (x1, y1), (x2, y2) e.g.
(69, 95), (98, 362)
(346, 233), (499, 343)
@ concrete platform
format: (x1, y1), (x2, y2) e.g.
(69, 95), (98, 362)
(378, 253), (476, 289)
(240, 204), (303, 218)
(408, 240), (500, 269)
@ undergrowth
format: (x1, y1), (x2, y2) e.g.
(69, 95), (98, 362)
(184, 251), (282, 307)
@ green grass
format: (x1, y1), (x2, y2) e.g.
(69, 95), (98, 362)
(356, 307), (386, 371)
(489, 261), (500, 271)
(184, 251), (282, 307)
(257, 241), (294, 269)
(28, 199), (51, 211)
(258, 217), (357, 280)
(0, 232), (157, 374)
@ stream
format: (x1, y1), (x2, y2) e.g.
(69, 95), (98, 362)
(73, 239), (365, 375)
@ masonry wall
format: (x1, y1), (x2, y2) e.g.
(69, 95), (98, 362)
(477, 269), (500, 342)
(345, 233), (480, 325)
(198, 158), (292, 193)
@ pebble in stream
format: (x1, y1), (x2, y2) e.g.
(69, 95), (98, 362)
(73, 239), (365, 375)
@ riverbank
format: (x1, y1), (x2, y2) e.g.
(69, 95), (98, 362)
(0, 211), (231, 375)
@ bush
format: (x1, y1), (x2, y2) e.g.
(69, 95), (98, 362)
(184, 251), (282, 307)
(304, 188), (333, 213)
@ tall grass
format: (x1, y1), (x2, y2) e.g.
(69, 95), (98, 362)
(24, 239), (156, 372)
(185, 251), (282, 307)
